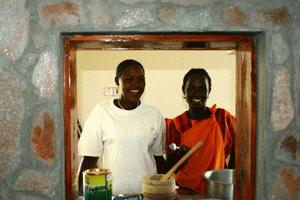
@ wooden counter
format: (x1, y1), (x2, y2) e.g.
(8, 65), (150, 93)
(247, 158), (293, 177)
(79, 192), (207, 200)
(177, 191), (209, 200)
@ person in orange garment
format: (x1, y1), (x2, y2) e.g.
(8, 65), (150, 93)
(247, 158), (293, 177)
(165, 68), (235, 194)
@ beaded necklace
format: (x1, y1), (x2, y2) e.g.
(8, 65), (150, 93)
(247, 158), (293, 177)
(117, 99), (140, 110)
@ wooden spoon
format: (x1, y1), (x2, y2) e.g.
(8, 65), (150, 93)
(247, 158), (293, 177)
(162, 140), (203, 181)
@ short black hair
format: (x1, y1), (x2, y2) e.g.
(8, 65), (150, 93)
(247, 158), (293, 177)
(115, 59), (144, 79)
(182, 68), (212, 94)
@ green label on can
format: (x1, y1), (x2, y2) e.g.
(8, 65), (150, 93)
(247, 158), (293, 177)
(83, 169), (112, 200)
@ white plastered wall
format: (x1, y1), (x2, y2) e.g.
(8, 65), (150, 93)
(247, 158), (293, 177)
(76, 50), (236, 126)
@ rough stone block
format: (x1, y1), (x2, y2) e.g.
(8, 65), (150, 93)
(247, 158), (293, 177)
(251, 7), (291, 30)
(157, 3), (176, 25)
(14, 169), (55, 192)
(32, 51), (58, 99)
(31, 112), (56, 165)
(271, 68), (294, 131)
(39, 2), (85, 28)
(116, 7), (155, 28)
(221, 6), (247, 27)
(275, 131), (300, 165)
(87, 0), (113, 28)
(0, 1), (29, 61)
(272, 33), (289, 65)
(0, 70), (24, 183)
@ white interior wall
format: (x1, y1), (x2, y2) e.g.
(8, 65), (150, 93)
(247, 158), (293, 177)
(77, 50), (236, 126)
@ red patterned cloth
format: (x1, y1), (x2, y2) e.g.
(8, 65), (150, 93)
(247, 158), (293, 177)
(166, 105), (235, 192)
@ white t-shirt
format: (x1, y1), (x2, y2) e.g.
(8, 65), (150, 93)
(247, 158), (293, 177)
(78, 100), (166, 195)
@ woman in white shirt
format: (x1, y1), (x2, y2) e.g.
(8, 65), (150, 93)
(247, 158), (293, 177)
(78, 59), (166, 196)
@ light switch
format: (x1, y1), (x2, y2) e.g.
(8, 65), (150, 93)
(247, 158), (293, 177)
(104, 87), (118, 96)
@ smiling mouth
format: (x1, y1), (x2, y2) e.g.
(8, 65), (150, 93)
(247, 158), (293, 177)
(130, 89), (140, 93)
(192, 98), (201, 103)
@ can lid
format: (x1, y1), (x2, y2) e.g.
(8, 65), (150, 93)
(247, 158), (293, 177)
(83, 168), (111, 176)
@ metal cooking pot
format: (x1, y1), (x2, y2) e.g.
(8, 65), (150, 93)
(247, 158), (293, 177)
(203, 169), (234, 200)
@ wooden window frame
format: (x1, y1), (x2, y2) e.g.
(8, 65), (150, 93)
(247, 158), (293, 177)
(64, 33), (257, 200)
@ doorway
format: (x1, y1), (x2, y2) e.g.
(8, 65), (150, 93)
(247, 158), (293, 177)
(64, 33), (257, 200)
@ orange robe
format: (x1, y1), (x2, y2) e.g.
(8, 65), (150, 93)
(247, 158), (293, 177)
(166, 105), (235, 192)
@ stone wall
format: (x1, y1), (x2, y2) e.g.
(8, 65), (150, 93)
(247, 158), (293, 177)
(0, 0), (299, 199)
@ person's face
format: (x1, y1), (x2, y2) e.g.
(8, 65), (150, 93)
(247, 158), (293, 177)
(116, 65), (145, 103)
(184, 75), (210, 110)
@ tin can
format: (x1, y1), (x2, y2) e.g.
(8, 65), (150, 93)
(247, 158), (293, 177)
(83, 168), (112, 200)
